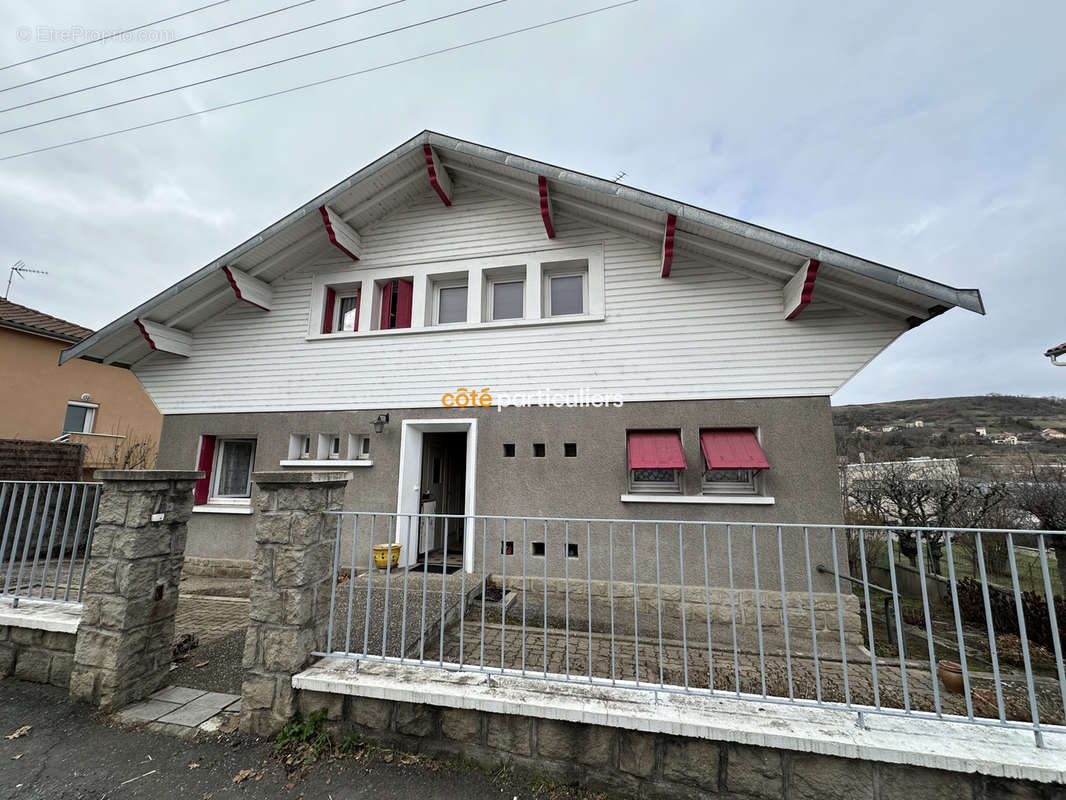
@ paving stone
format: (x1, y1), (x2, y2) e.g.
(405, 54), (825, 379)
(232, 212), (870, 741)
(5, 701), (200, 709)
(115, 699), (180, 722)
(156, 703), (223, 728)
(224, 699), (242, 713)
(185, 691), (240, 708)
(150, 686), (207, 704)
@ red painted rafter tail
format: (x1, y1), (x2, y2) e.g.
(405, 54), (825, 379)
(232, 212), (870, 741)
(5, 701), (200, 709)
(784, 259), (820, 320)
(318, 205), (360, 261)
(660, 214), (677, 278)
(423, 144), (452, 206)
(538, 176), (556, 239)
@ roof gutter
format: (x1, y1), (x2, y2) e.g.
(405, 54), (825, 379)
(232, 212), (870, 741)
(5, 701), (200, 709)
(1, 320), (84, 345)
(59, 131), (432, 365)
(430, 132), (985, 316)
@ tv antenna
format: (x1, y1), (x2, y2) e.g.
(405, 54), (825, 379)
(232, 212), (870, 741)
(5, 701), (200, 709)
(612, 170), (627, 183)
(4, 260), (48, 300)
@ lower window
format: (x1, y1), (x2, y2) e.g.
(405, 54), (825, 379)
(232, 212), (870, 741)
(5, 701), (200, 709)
(702, 468), (756, 495)
(211, 439), (256, 501)
(629, 468), (681, 493)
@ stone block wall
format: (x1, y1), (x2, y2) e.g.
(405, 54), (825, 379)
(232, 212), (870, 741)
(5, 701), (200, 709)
(0, 625), (75, 687)
(240, 471), (350, 737)
(68, 470), (201, 711)
(295, 689), (1058, 799)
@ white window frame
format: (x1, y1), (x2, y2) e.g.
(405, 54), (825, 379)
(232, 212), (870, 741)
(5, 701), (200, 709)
(542, 261), (589, 317)
(348, 433), (371, 460)
(62, 401), (98, 434)
(432, 279), (468, 326)
(209, 438), (256, 503)
(628, 468), (682, 494)
(702, 467), (758, 496)
(334, 291), (360, 332)
(317, 433), (343, 460)
(487, 276), (525, 321)
(288, 434), (312, 460)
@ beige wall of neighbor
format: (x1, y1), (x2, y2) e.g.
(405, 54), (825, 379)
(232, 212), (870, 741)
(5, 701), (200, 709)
(0, 327), (161, 467)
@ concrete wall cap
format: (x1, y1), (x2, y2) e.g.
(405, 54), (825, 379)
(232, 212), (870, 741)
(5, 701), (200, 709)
(252, 470), (353, 486)
(93, 469), (205, 481)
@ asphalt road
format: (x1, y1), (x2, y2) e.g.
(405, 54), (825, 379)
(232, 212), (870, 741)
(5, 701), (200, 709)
(0, 680), (554, 800)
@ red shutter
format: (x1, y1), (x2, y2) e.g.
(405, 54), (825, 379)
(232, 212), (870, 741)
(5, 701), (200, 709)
(395, 279), (413, 329)
(379, 281), (394, 329)
(194, 435), (216, 505)
(322, 287), (336, 334)
(352, 289), (361, 332)
(700, 429), (770, 470)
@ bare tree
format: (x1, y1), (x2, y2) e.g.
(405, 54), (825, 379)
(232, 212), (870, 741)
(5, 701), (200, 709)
(1011, 458), (1066, 594)
(99, 430), (158, 471)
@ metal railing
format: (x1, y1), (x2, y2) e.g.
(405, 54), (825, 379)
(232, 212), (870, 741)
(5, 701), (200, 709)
(0, 481), (101, 605)
(317, 512), (1066, 746)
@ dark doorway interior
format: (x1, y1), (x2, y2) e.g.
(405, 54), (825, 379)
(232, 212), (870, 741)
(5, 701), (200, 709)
(418, 431), (466, 567)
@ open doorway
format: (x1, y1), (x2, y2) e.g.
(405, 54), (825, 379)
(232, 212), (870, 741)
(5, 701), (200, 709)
(417, 431), (467, 571)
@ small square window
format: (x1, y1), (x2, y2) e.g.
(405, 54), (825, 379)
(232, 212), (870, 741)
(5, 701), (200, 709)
(500, 541), (514, 555)
(563, 442), (577, 458)
(532, 443), (546, 458)
(531, 541), (545, 556)
(542, 259), (588, 317)
(567, 543), (579, 558)
(503, 443), (516, 457)
(62, 402), (96, 434)
(491, 279), (524, 320)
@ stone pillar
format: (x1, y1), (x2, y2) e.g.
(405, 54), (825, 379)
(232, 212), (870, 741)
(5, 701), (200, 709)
(240, 471), (351, 738)
(69, 470), (201, 711)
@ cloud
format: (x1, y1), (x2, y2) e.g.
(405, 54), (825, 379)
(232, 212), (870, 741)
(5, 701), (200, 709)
(0, 0), (1061, 403)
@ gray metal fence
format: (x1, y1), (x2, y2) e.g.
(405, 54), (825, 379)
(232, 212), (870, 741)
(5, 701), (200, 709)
(317, 512), (1066, 746)
(0, 480), (101, 605)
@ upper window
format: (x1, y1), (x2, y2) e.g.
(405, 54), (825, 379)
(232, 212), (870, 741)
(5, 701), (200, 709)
(543, 259), (588, 317)
(322, 285), (360, 334)
(378, 278), (414, 330)
(336, 293), (360, 332)
(626, 430), (685, 494)
(62, 402), (96, 434)
(700, 429), (769, 496)
(490, 279), (524, 320)
(211, 439), (256, 500)
(434, 282), (467, 325)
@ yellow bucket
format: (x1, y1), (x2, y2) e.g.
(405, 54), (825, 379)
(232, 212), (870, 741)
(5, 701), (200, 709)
(373, 543), (402, 569)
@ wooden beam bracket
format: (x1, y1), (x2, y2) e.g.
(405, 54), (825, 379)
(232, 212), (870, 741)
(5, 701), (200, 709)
(783, 259), (820, 320)
(319, 205), (361, 261)
(538, 176), (556, 238)
(135, 319), (192, 358)
(660, 214), (677, 277)
(221, 265), (273, 310)
(423, 144), (453, 206)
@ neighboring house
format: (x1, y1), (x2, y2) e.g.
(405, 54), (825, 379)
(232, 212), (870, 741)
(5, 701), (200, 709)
(989, 433), (1019, 446)
(0, 298), (161, 474)
(1041, 428), (1066, 441)
(59, 131), (985, 576)
(881, 425), (899, 433)
(844, 457), (961, 487)
(1046, 341), (1065, 366)
(976, 426), (988, 436)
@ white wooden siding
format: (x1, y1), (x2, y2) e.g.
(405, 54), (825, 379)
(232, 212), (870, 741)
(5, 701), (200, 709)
(134, 180), (905, 414)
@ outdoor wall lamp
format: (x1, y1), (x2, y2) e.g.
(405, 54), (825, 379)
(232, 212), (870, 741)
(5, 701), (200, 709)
(373, 413), (390, 433)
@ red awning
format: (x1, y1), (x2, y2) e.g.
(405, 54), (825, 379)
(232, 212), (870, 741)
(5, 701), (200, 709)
(700, 429), (770, 470)
(627, 430), (686, 470)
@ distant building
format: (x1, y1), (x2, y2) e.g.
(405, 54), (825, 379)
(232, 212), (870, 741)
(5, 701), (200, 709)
(855, 425), (873, 434)
(1042, 428), (1066, 441)
(882, 425), (899, 433)
(976, 426), (987, 436)
(1046, 341), (1066, 366)
(989, 434), (1019, 446)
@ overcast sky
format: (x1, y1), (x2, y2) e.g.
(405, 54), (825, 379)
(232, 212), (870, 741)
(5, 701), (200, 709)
(0, 0), (1062, 405)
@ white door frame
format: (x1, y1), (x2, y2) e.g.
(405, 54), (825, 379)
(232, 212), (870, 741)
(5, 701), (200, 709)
(395, 418), (477, 573)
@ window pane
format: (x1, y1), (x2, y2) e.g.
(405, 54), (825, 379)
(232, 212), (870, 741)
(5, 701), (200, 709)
(338, 295), (359, 331)
(704, 469), (752, 483)
(492, 280), (524, 320)
(633, 468), (676, 483)
(62, 405), (88, 433)
(550, 274), (584, 316)
(217, 441), (254, 496)
(437, 285), (467, 324)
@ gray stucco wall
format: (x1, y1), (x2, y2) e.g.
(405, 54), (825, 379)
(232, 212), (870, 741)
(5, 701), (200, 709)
(158, 397), (845, 588)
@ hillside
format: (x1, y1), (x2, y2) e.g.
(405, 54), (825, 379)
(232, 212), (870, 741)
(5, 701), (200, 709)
(831, 394), (1066, 463)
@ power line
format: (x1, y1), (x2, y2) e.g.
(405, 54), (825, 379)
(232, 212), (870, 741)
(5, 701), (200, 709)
(1, 0), (325, 97)
(0, 0), (506, 136)
(0, 1), (639, 163)
(0, 0), (233, 72)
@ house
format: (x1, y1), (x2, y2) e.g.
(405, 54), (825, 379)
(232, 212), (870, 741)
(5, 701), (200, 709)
(1046, 341), (1065, 366)
(0, 298), (161, 475)
(976, 426), (988, 436)
(1041, 428), (1066, 441)
(881, 425), (899, 433)
(989, 433), (1019, 445)
(59, 131), (984, 578)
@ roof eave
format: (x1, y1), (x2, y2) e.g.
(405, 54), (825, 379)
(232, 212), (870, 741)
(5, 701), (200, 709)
(1, 320), (85, 344)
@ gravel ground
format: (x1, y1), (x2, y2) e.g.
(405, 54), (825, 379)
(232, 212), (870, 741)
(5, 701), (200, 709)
(167, 628), (246, 695)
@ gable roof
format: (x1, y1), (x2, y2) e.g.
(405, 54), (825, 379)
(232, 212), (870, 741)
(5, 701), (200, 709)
(60, 130), (984, 368)
(1046, 342), (1066, 358)
(0, 297), (93, 343)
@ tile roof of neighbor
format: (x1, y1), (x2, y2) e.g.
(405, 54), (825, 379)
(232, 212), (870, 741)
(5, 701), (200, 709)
(0, 297), (93, 343)
(1046, 342), (1066, 358)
